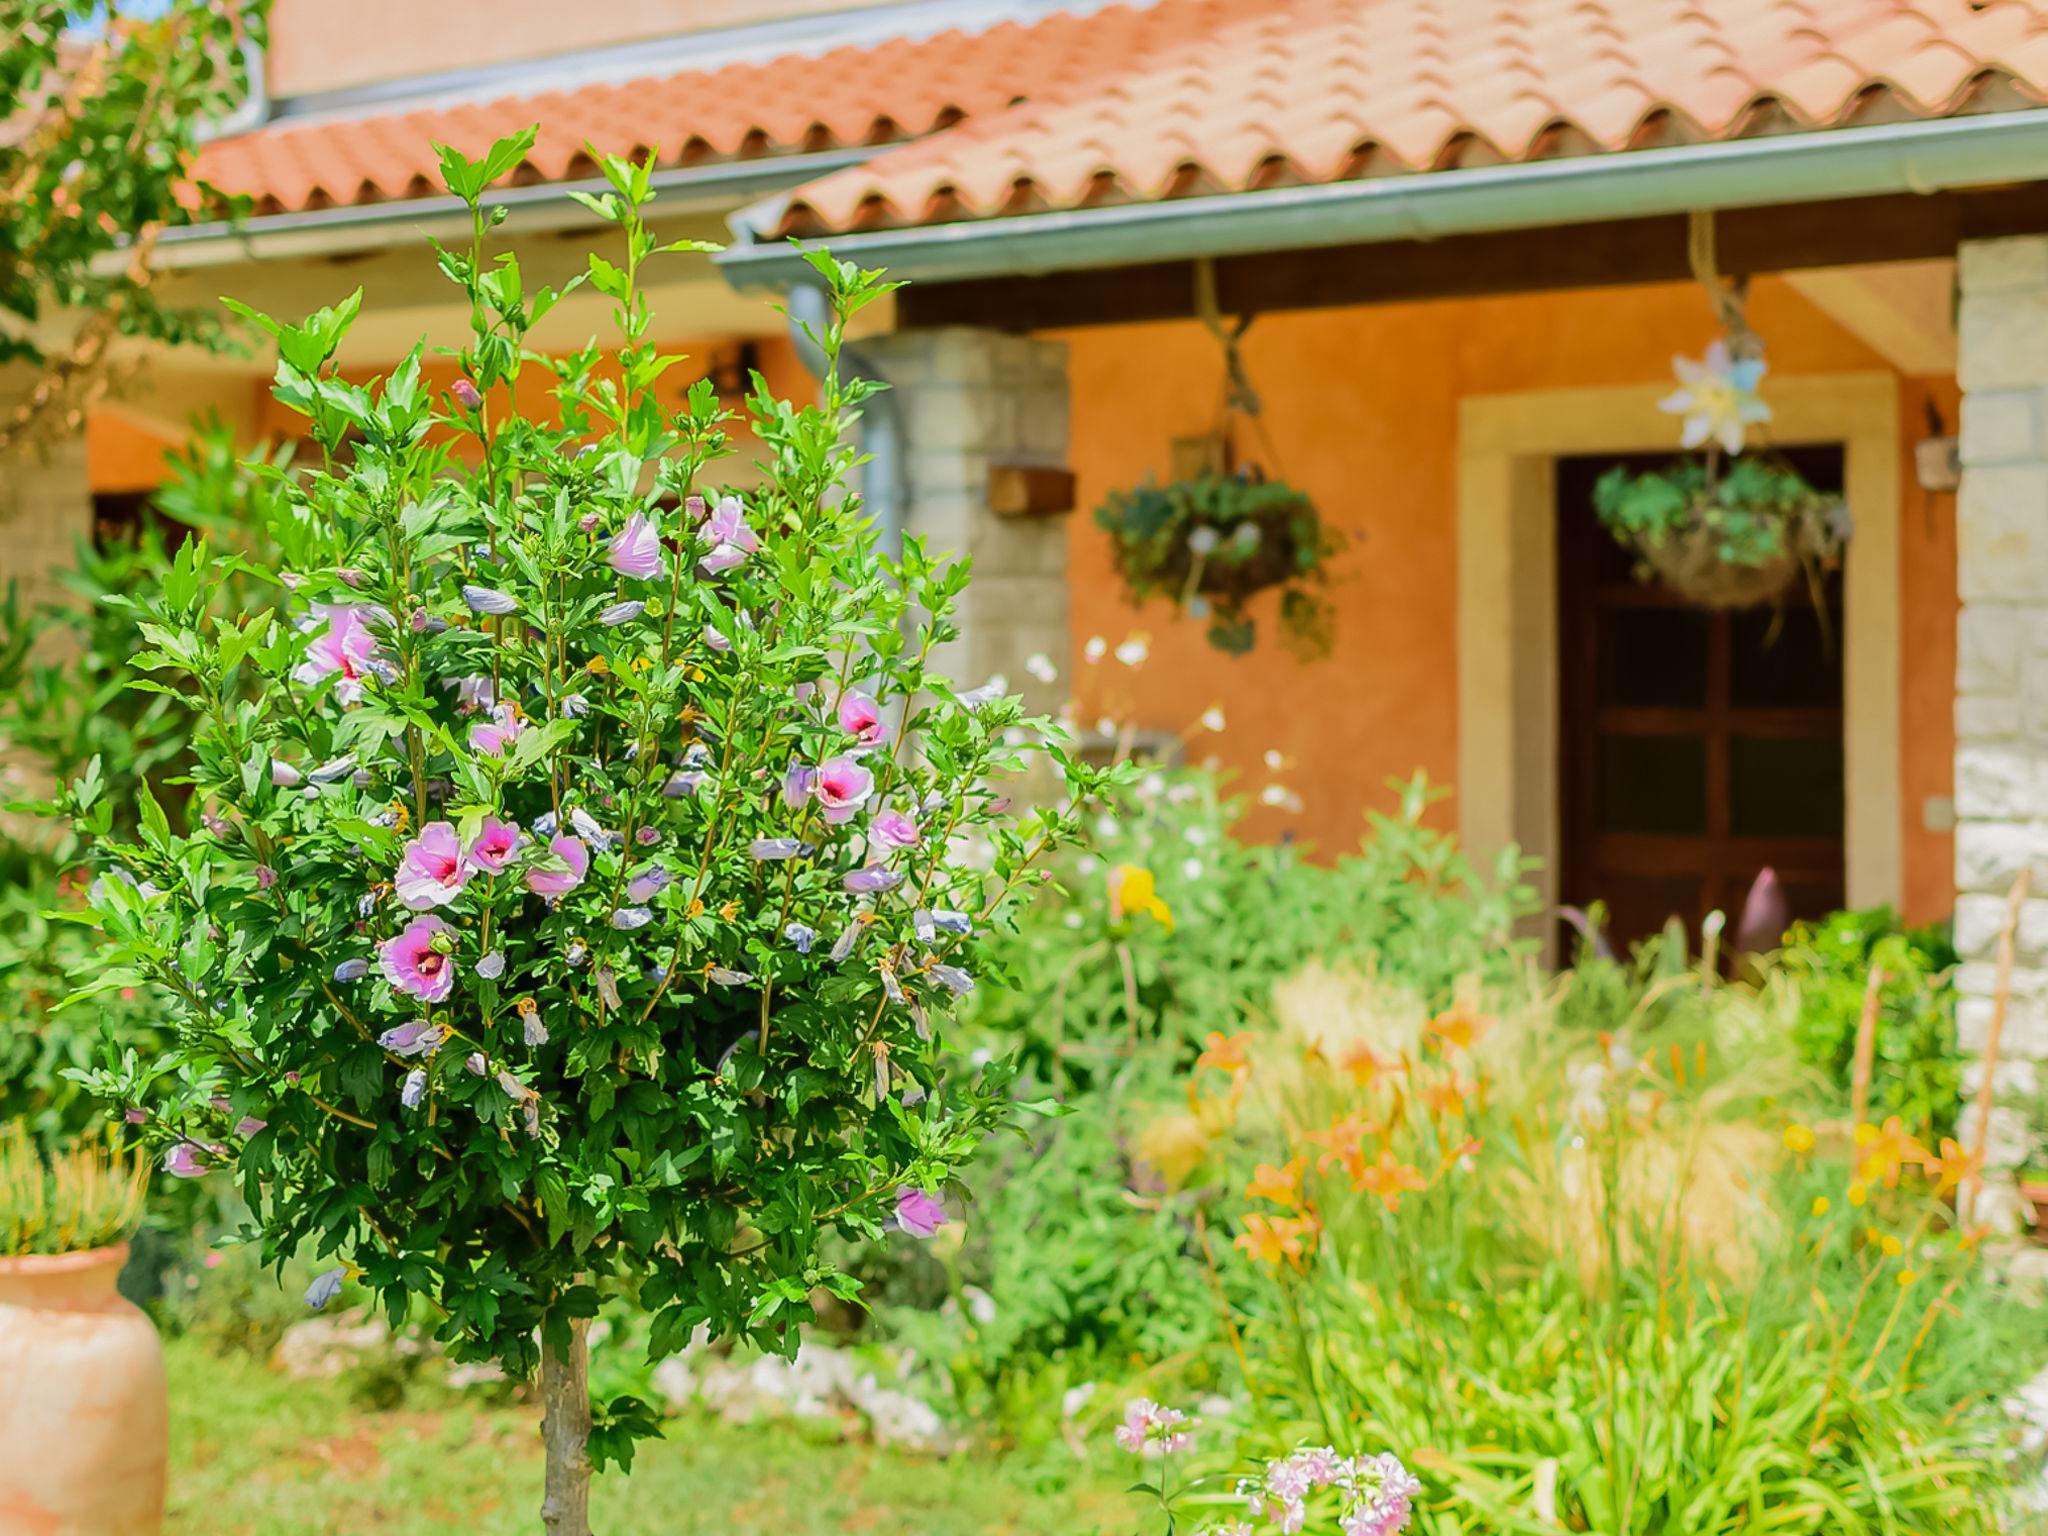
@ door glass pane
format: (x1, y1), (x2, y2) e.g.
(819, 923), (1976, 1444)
(1600, 609), (1709, 708)
(1729, 735), (1843, 837)
(1599, 734), (1707, 835)
(1729, 606), (1841, 708)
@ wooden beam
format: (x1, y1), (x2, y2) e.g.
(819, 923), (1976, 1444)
(896, 184), (2048, 333)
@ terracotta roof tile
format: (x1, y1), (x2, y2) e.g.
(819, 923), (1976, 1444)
(198, 0), (2048, 233)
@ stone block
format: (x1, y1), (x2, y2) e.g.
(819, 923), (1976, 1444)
(1961, 284), (2048, 392)
(1958, 977), (2048, 1059)
(1961, 388), (2043, 466)
(1961, 236), (2048, 299)
(1958, 694), (2021, 742)
(1957, 820), (2048, 894)
(1958, 463), (2048, 601)
(1958, 604), (2023, 697)
(1956, 742), (2048, 821)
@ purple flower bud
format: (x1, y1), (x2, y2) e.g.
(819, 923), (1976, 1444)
(464, 1052), (487, 1076)
(477, 951), (505, 980)
(750, 839), (802, 861)
(626, 866), (671, 903)
(663, 772), (703, 799)
(829, 924), (864, 964)
(565, 940), (587, 967)
(914, 909), (936, 943)
(333, 958), (369, 982)
(559, 693), (590, 718)
(578, 511), (601, 534)
(123, 1106), (148, 1125)
(400, 1068), (427, 1108)
(702, 623), (730, 654)
(309, 754), (356, 783)
(305, 1267), (348, 1309)
(599, 601), (645, 626)
(708, 966), (752, 987)
(782, 763), (816, 811)
(256, 865), (277, 890)
(930, 963), (975, 996)
(378, 1020), (448, 1057)
(930, 909), (973, 936)
(451, 378), (483, 410)
(161, 1144), (208, 1179)
(235, 1116), (267, 1137)
(533, 812), (558, 835)
(522, 1006), (548, 1047)
(843, 867), (903, 895)
(271, 761), (302, 788)
(570, 808), (609, 846)
(635, 826), (661, 846)
(463, 585), (519, 616)
(611, 906), (653, 930)
(784, 922), (816, 955)
(881, 964), (905, 1005)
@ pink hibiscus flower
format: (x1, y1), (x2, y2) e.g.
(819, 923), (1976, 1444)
(394, 823), (469, 910)
(469, 703), (523, 757)
(380, 915), (457, 1003)
(837, 690), (887, 749)
(292, 605), (382, 705)
(525, 834), (589, 899)
(895, 1187), (947, 1238)
(871, 807), (919, 850)
(465, 816), (523, 875)
(607, 511), (664, 580)
(813, 756), (874, 825)
(699, 495), (759, 573)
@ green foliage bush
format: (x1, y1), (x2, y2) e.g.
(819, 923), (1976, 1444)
(1776, 906), (1962, 1141)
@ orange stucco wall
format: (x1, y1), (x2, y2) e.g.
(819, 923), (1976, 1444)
(1058, 277), (1958, 924)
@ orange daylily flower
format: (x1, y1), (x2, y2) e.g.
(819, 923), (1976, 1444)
(1437, 1136), (1483, 1174)
(1426, 999), (1491, 1054)
(1853, 1117), (1931, 1190)
(1302, 1110), (1384, 1182)
(1356, 1150), (1428, 1211)
(1421, 1076), (1475, 1120)
(1244, 1157), (1305, 1210)
(1928, 1136), (1982, 1196)
(1196, 1030), (1252, 1078)
(1234, 1211), (1317, 1268)
(1339, 1044), (1386, 1089)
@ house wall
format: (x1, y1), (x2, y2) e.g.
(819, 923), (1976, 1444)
(1057, 277), (1960, 924)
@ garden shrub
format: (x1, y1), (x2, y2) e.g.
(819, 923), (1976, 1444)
(1775, 906), (1962, 1142)
(55, 134), (1107, 1530)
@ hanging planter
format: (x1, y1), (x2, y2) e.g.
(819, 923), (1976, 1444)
(1593, 217), (1850, 611)
(1095, 262), (1343, 658)
(1095, 467), (1340, 656)
(1593, 452), (1850, 610)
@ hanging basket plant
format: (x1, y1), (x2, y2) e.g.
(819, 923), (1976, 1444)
(1095, 468), (1341, 657)
(1593, 452), (1850, 610)
(1095, 268), (1342, 658)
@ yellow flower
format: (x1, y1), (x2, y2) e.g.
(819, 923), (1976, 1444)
(1848, 1181), (1869, 1207)
(1897, 1268), (1917, 1288)
(1233, 1212), (1316, 1269)
(1880, 1234), (1903, 1258)
(1426, 999), (1490, 1054)
(585, 655), (610, 675)
(1811, 1196), (1832, 1218)
(1355, 1149), (1428, 1212)
(1928, 1136), (1982, 1196)
(1110, 864), (1174, 932)
(1782, 1124), (1815, 1155)
(1196, 1030), (1251, 1079)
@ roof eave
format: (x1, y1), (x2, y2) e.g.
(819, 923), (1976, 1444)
(713, 110), (2048, 290)
(146, 147), (876, 271)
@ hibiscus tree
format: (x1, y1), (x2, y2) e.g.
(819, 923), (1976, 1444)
(60, 131), (1109, 1533)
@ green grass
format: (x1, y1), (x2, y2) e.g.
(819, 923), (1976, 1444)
(165, 1336), (1126, 1535)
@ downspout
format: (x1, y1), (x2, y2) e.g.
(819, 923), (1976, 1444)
(784, 281), (904, 558)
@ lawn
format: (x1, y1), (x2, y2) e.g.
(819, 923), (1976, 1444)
(164, 1337), (1126, 1535)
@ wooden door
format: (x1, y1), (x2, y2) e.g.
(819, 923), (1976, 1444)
(1556, 447), (1846, 954)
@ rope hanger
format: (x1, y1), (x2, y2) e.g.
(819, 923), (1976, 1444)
(1686, 208), (1761, 361)
(1193, 256), (1283, 474)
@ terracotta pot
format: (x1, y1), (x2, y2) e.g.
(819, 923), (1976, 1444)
(0, 1244), (166, 1535)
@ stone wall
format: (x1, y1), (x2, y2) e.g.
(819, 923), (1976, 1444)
(855, 327), (1071, 716)
(1954, 236), (2048, 1165)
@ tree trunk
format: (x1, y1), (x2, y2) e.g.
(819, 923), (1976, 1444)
(539, 1316), (593, 1536)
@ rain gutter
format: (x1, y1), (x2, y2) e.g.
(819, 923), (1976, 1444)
(713, 110), (2048, 290)
(145, 148), (875, 270)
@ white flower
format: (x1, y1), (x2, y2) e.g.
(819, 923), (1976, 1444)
(1024, 652), (1059, 684)
(1083, 635), (1107, 664)
(1096, 716), (1117, 737)
(1186, 525), (1220, 555)
(1183, 858), (1203, 879)
(1263, 749), (1286, 770)
(1659, 338), (1770, 455)
(1115, 634), (1150, 667)
(1200, 705), (1227, 733)
(1260, 784), (1304, 813)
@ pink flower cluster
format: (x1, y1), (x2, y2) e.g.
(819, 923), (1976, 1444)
(1113, 1398), (1194, 1457)
(292, 604), (385, 705)
(394, 819), (526, 910)
(1233, 1446), (1421, 1536)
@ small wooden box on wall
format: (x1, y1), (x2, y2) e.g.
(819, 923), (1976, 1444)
(987, 464), (1077, 518)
